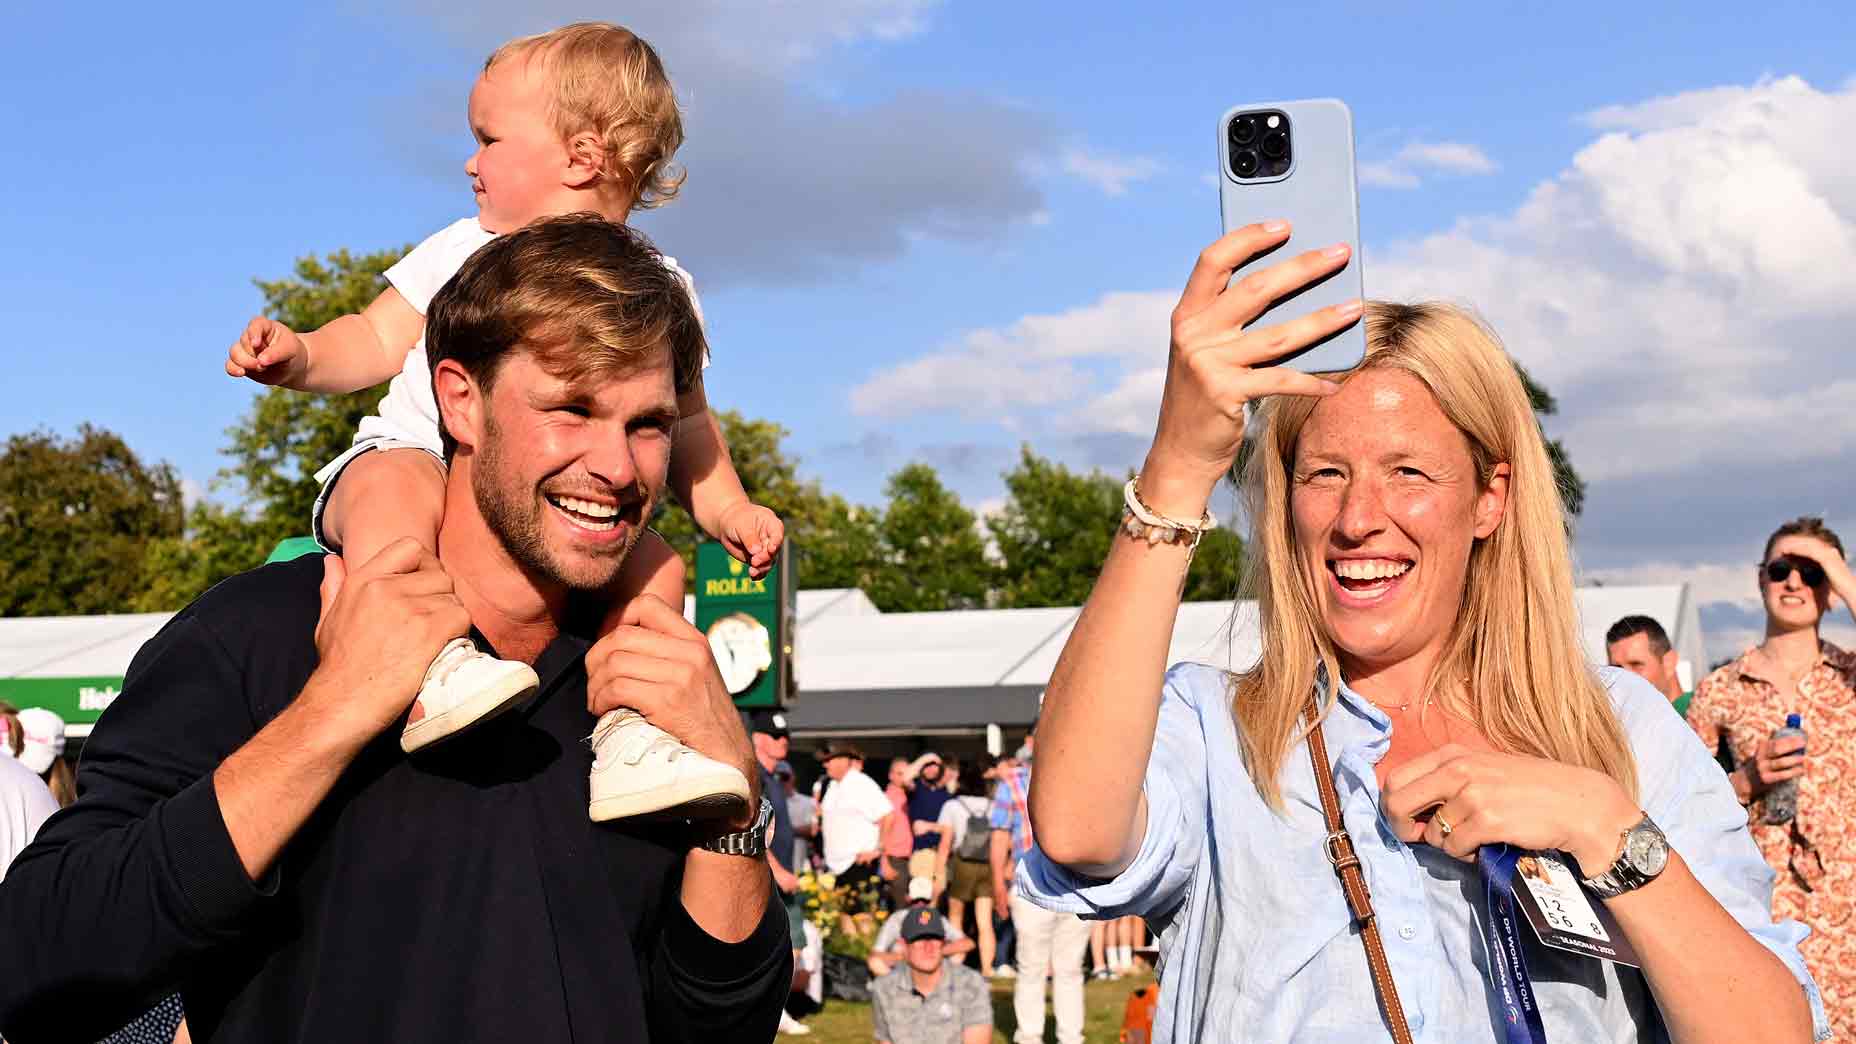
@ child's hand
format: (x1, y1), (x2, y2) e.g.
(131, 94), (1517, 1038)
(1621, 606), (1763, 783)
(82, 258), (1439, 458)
(718, 501), (785, 579)
(225, 316), (308, 387)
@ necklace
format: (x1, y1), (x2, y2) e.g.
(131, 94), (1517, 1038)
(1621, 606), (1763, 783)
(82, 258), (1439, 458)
(1369, 693), (1433, 713)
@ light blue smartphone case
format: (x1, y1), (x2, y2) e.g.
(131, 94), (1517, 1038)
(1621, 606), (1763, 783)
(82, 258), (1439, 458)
(1216, 98), (1366, 374)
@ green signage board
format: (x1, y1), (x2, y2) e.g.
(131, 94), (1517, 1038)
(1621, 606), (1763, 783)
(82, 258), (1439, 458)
(693, 541), (794, 709)
(0, 676), (123, 726)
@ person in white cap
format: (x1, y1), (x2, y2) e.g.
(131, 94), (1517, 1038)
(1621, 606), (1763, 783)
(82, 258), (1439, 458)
(6, 707), (73, 808)
(0, 705), (58, 883)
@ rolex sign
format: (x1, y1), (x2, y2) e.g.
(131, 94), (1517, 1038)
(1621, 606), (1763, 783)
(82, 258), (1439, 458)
(694, 540), (794, 709)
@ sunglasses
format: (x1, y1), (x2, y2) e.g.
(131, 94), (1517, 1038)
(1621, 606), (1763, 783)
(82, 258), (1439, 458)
(1763, 558), (1827, 588)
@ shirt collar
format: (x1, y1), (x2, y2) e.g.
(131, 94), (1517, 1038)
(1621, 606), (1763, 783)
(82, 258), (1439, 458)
(1736, 640), (1838, 686)
(1324, 673), (1395, 761)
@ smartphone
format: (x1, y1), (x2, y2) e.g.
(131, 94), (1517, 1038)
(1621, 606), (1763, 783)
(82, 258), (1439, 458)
(1217, 98), (1365, 373)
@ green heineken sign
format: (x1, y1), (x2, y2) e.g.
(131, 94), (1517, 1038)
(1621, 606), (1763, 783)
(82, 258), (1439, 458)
(693, 541), (794, 709)
(0, 676), (123, 727)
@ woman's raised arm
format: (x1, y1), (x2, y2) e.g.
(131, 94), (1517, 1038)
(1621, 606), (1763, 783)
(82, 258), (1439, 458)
(1028, 223), (1359, 875)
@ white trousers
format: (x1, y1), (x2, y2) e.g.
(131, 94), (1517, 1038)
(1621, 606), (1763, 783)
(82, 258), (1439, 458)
(1009, 894), (1091, 1044)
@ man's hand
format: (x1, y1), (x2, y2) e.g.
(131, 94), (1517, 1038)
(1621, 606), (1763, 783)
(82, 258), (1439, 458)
(214, 542), (468, 883)
(717, 501), (785, 579)
(304, 541), (471, 747)
(1741, 734), (1808, 800)
(225, 316), (309, 388)
(585, 594), (760, 826)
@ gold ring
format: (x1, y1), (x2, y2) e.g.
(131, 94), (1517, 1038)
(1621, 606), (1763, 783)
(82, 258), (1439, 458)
(1435, 813), (1454, 838)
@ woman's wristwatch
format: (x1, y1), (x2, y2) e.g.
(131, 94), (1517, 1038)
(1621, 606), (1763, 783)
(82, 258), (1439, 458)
(1579, 814), (1670, 899)
(698, 797), (775, 857)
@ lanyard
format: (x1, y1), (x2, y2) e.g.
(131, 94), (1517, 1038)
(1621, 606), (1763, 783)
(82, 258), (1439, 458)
(1479, 845), (1548, 1044)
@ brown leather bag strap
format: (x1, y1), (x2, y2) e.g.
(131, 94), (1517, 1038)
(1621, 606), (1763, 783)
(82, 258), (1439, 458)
(1305, 695), (1415, 1044)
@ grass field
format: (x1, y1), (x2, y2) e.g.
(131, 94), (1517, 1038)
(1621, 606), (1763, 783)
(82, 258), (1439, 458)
(793, 971), (1155, 1043)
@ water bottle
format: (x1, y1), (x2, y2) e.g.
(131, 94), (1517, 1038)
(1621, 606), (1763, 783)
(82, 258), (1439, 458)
(1762, 714), (1806, 825)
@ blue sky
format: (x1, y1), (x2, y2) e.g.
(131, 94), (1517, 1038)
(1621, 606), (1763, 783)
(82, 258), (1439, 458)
(2, 1), (1853, 654)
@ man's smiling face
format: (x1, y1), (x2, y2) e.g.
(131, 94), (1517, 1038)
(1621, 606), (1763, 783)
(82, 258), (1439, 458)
(470, 346), (678, 594)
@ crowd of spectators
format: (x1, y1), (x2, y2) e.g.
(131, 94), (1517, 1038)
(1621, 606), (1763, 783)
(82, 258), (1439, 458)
(774, 728), (1148, 1042)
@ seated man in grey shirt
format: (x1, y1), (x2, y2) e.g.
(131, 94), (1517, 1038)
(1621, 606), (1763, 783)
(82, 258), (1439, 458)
(871, 907), (992, 1044)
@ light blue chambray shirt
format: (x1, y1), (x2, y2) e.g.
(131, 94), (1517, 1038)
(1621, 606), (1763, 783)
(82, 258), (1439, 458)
(1018, 664), (1829, 1043)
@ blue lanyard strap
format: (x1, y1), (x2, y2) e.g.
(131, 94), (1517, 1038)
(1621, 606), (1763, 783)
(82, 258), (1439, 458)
(1479, 845), (1548, 1044)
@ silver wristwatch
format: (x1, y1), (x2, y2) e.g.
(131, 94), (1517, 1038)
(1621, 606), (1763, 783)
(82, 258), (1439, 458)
(699, 797), (774, 857)
(1579, 813), (1670, 899)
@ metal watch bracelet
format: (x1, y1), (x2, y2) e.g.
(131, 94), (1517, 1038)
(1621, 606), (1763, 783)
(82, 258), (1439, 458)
(698, 797), (773, 857)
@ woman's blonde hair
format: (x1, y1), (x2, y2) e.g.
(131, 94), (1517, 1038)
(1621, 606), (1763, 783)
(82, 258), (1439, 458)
(487, 22), (686, 210)
(1232, 301), (1636, 808)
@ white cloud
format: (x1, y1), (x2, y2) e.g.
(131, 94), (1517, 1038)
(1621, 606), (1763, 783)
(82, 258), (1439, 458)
(848, 353), (1090, 419)
(1371, 77), (1856, 482)
(1360, 141), (1498, 189)
(1358, 163), (1420, 189)
(1060, 147), (1163, 196)
(847, 290), (1171, 418)
(1585, 559), (1764, 608)
(855, 76), (1856, 641)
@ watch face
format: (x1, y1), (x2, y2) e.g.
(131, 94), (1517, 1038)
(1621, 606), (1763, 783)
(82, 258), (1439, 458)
(706, 612), (773, 694)
(1626, 822), (1669, 876)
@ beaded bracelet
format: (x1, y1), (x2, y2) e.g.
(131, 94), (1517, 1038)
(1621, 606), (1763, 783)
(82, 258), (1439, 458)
(1120, 478), (1217, 558)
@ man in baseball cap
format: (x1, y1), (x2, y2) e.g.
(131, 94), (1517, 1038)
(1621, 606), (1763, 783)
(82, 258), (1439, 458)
(870, 900), (993, 1043)
(867, 878), (973, 977)
(746, 708), (810, 1037)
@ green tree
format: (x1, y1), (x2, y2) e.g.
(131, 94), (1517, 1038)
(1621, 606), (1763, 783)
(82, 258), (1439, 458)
(0, 426), (185, 616)
(988, 447), (1248, 608)
(864, 463), (991, 612)
(131, 501), (276, 612)
(1183, 525), (1246, 603)
(1516, 364), (1585, 518)
(650, 410), (881, 591)
(987, 447), (1124, 609)
(219, 246), (411, 550)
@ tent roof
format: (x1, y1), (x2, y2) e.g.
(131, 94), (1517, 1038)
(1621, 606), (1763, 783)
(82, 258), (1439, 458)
(1, 583), (1707, 736)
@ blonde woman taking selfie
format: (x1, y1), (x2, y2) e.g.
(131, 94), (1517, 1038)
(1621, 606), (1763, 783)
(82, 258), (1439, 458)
(1018, 223), (1825, 1043)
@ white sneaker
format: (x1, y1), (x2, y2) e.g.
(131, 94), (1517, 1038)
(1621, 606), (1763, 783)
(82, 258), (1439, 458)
(588, 708), (751, 822)
(777, 1012), (812, 1036)
(400, 638), (540, 753)
(992, 965), (1017, 979)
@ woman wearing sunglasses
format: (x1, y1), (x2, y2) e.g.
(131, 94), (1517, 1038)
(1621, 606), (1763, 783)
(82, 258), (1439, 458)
(1688, 516), (1856, 1037)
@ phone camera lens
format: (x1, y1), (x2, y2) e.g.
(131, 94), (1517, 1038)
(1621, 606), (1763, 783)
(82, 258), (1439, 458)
(1233, 150), (1259, 177)
(1261, 131), (1288, 160)
(1230, 116), (1259, 146)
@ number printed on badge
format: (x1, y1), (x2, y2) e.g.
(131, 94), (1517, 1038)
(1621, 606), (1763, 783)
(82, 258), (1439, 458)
(1515, 854), (1610, 942)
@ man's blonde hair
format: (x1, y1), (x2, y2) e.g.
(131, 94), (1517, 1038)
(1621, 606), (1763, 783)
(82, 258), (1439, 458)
(1232, 301), (1638, 809)
(487, 22), (686, 210)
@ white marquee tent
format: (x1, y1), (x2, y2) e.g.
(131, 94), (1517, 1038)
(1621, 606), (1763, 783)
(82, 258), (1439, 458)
(0, 583), (1705, 744)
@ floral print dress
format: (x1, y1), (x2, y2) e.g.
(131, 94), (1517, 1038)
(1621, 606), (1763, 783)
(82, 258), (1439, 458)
(1688, 640), (1856, 1037)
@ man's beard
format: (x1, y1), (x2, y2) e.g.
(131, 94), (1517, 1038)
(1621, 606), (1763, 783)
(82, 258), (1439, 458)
(472, 413), (642, 593)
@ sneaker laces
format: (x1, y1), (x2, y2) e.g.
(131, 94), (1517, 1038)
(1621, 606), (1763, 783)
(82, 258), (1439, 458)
(422, 638), (481, 692)
(590, 710), (689, 767)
